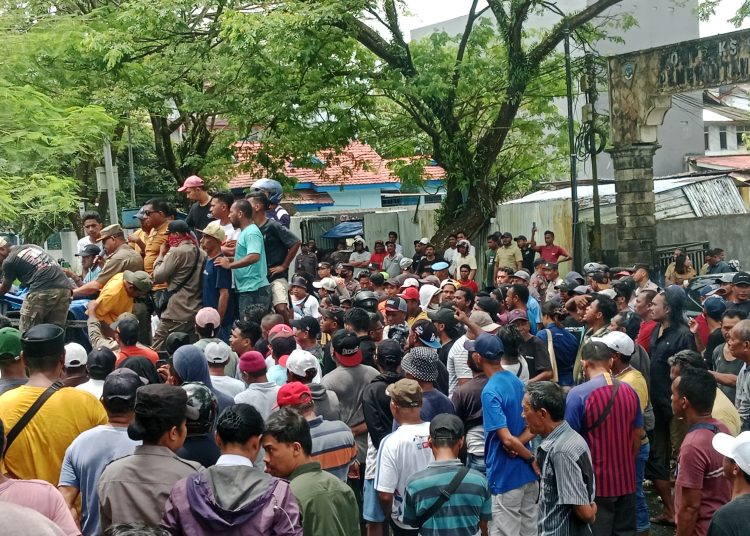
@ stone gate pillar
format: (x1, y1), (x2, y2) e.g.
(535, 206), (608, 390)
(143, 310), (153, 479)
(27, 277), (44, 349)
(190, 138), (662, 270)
(609, 144), (659, 266)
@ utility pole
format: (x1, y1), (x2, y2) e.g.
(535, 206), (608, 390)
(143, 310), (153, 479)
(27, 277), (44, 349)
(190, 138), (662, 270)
(564, 25), (580, 273)
(127, 124), (136, 206)
(103, 138), (119, 226)
(585, 52), (602, 261)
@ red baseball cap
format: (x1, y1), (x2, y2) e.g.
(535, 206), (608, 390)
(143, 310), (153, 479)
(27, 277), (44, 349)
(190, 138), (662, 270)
(177, 175), (204, 192)
(277, 381), (313, 407)
(239, 351), (266, 374)
(398, 287), (420, 301)
(269, 324), (294, 340)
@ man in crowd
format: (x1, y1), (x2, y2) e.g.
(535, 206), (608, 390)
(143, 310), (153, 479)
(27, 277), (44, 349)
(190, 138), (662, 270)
(506, 283), (541, 335)
(400, 346), (454, 423)
(76, 346), (116, 398)
(77, 212), (103, 253)
(73, 223), (144, 299)
(454, 286), (475, 315)
(633, 263), (659, 298)
(515, 232), (537, 273)
(198, 220), (236, 339)
(152, 220), (206, 349)
(65, 244), (102, 288)
(711, 309), (747, 404)
(403, 414), (491, 536)
(141, 199), (172, 299)
(349, 237), (372, 278)
(247, 191), (301, 323)
(0, 324), (107, 484)
(0, 327), (27, 395)
(209, 191), (240, 255)
(97, 384), (203, 529)
(534, 230), (572, 264)
(263, 408), (360, 536)
(473, 332), (539, 536)
(400, 286), (428, 326)
(383, 241), (403, 279)
(179, 175), (214, 230)
(672, 368), (732, 536)
(728, 319), (750, 431)
(566, 341), (643, 536)
(89, 270), (152, 327)
(214, 199), (270, 315)
(635, 289), (658, 354)
(522, 382), (597, 536)
(496, 232), (523, 273)
(286, 348), (340, 421)
(727, 272), (750, 317)
(295, 242), (318, 279)
(292, 316), (323, 361)
(708, 431), (750, 536)
(544, 262), (564, 304)
(110, 313), (159, 366)
(702, 248), (733, 275)
(235, 350), (280, 421)
(0, 240), (73, 331)
(59, 369), (143, 536)
(572, 294), (617, 384)
(205, 341), (244, 398)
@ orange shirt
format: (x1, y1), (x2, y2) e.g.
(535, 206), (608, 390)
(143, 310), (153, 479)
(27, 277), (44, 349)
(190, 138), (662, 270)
(145, 221), (169, 291)
(116, 345), (160, 367)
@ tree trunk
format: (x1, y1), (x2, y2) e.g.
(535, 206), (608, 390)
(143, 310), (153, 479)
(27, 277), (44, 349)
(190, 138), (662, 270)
(431, 206), (487, 249)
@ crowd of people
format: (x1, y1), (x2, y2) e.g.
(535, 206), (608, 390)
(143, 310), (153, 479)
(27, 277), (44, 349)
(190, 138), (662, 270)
(0, 175), (749, 536)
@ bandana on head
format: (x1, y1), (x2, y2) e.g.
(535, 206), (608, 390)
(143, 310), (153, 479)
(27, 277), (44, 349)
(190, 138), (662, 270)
(168, 233), (197, 249)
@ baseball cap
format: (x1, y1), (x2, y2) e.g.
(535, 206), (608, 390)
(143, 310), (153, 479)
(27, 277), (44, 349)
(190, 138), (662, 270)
(87, 347), (117, 376)
(313, 277), (337, 292)
(100, 224), (124, 239)
(463, 332), (504, 360)
(177, 175), (205, 192)
(0, 328), (22, 362)
(733, 272), (750, 286)
(204, 341), (231, 364)
(102, 368), (144, 403)
(469, 311), (501, 333)
(111, 313), (139, 341)
(386, 378), (423, 407)
(700, 284), (726, 298)
(319, 306), (345, 326)
(440, 279), (458, 289)
(418, 237), (429, 245)
(514, 235), (528, 242)
(713, 431), (750, 475)
(123, 270), (153, 293)
(76, 244), (101, 257)
(195, 307), (221, 328)
(385, 297), (407, 313)
(64, 343), (88, 367)
(399, 287), (420, 301)
(198, 220), (225, 243)
(277, 382), (313, 407)
(476, 297), (500, 319)
(399, 258), (414, 269)
(591, 331), (634, 357)
(292, 316), (321, 339)
(573, 285), (590, 295)
(544, 262), (559, 270)
(331, 329), (362, 367)
(318, 261), (331, 270)
(507, 309), (529, 324)
(430, 413), (464, 440)
(421, 275), (441, 287)
(401, 277), (420, 289)
(401, 347), (439, 381)
(500, 231), (512, 239)
(431, 261), (450, 271)
(427, 306), (457, 328)
(413, 322), (441, 349)
(167, 220), (190, 234)
(286, 349), (319, 377)
(129, 384), (200, 440)
(268, 324), (294, 339)
(239, 351), (267, 373)
(704, 296), (727, 321)
(511, 270), (530, 282)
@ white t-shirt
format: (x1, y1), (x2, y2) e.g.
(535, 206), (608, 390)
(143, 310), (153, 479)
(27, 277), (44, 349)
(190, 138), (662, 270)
(447, 335), (473, 398)
(292, 294), (320, 319)
(211, 375), (246, 399)
(503, 357), (530, 384)
(221, 222), (240, 242)
(374, 421), (433, 529)
(76, 379), (105, 399)
(77, 236), (102, 255)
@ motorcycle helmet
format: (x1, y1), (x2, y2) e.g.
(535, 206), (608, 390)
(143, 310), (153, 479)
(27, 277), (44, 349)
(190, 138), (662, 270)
(181, 382), (218, 435)
(353, 290), (379, 313)
(250, 178), (283, 204)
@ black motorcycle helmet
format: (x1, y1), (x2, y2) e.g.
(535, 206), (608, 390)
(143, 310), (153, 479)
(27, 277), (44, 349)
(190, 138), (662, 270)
(181, 382), (218, 436)
(353, 290), (379, 313)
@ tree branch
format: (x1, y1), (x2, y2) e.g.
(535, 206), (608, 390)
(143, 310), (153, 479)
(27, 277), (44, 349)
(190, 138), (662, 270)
(337, 15), (416, 77)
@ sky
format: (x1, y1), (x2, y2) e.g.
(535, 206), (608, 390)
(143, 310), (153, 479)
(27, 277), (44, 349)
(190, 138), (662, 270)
(398, 0), (750, 38)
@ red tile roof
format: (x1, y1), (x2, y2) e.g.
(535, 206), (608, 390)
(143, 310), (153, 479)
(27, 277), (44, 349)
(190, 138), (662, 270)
(229, 140), (445, 190)
(285, 189), (334, 206)
(691, 155), (750, 170)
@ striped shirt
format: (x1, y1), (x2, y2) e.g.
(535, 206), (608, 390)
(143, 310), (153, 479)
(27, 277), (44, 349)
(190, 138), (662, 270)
(308, 416), (357, 481)
(403, 459), (491, 536)
(565, 372), (643, 497)
(537, 421), (595, 536)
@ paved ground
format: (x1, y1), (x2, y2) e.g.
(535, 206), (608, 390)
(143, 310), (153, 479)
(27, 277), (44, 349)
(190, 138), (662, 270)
(646, 487), (676, 536)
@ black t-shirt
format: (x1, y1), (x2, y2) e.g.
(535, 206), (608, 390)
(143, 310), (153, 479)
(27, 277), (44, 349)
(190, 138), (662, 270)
(727, 300), (750, 317)
(357, 335), (377, 369)
(520, 336), (552, 377)
(707, 494), (750, 536)
(520, 245), (536, 273)
(416, 256), (445, 276)
(2, 245), (71, 291)
(451, 374), (488, 430)
(259, 219), (300, 281)
(185, 201), (213, 231)
(703, 328), (724, 369)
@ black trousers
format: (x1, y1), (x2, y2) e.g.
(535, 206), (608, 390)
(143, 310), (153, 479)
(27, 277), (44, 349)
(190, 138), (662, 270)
(592, 494), (636, 536)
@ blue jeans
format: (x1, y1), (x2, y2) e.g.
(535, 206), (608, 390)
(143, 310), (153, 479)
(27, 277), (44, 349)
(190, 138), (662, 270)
(466, 453), (486, 474)
(635, 442), (651, 533)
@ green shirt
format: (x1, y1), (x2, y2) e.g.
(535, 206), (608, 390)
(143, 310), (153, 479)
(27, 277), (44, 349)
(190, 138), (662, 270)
(234, 223), (268, 292)
(289, 462), (360, 536)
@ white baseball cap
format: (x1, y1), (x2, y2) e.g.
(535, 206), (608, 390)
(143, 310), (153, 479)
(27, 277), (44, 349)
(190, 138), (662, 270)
(64, 343), (88, 367)
(286, 349), (319, 377)
(591, 331), (634, 357)
(205, 341), (231, 364)
(713, 431), (750, 475)
(312, 277), (337, 292)
(401, 277), (420, 289)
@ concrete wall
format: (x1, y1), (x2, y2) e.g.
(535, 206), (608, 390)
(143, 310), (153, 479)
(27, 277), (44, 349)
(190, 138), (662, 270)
(324, 189), (383, 211)
(656, 213), (749, 268)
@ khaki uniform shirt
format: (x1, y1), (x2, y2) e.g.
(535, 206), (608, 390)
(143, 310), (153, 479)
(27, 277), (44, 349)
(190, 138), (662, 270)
(96, 243), (144, 286)
(152, 241), (206, 321)
(495, 244), (523, 270)
(98, 445), (202, 529)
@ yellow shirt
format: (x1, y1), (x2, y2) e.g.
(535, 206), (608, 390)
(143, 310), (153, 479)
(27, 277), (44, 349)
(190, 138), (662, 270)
(713, 388), (741, 436)
(95, 273), (134, 325)
(0, 385), (107, 483)
(145, 221), (169, 291)
(406, 310), (429, 327)
(618, 368), (650, 445)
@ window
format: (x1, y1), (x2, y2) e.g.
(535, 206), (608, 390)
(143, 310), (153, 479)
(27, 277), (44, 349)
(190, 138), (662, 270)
(719, 126), (728, 150)
(704, 127), (710, 151)
(737, 126), (749, 149)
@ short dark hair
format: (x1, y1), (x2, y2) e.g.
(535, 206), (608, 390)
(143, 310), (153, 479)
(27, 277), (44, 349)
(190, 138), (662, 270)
(233, 320), (261, 344)
(265, 408), (312, 456)
(196, 322), (219, 339)
(25, 353), (62, 373)
(581, 341), (612, 362)
(593, 295), (618, 324)
(103, 524), (170, 536)
(544, 230), (555, 237)
(246, 191), (270, 210)
(103, 396), (135, 416)
(233, 199), (253, 219)
(677, 368), (717, 414)
(344, 307), (370, 333)
(460, 264), (471, 272)
(389, 231), (398, 238)
(723, 309), (748, 322)
(668, 349), (707, 371)
(639, 289), (657, 304)
(270, 336), (297, 359)
(526, 381), (566, 421)
(82, 212), (102, 224)
(510, 284), (529, 304)
(212, 191), (235, 209)
(370, 272), (385, 286)
(455, 287), (475, 306)
(144, 198), (170, 215)
(499, 324), (523, 359)
(488, 233), (500, 244)
(135, 411), (185, 445)
(217, 404), (265, 445)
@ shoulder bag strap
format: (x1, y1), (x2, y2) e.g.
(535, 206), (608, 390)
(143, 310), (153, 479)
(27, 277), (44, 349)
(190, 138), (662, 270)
(4, 380), (64, 454)
(545, 329), (559, 383)
(169, 245), (202, 296)
(588, 379), (620, 432)
(416, 466), (470, 528)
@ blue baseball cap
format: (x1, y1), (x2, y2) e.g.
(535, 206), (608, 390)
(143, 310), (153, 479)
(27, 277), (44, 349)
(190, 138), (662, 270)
(463, 333), (504, 360)
(704, 296), (726, 321)
(431, 261), (450, 271)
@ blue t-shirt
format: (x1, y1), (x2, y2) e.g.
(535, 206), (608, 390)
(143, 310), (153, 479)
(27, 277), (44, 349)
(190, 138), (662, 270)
(234, 224), (268, 292)
(536, 324), (580, 387)
(393, 389), (456, 431)
(267, 364), (287, 386)
(202, 254), (236, 328)
(527, 297), (542, 335)
(59, 425), (140, 536)
(482, 370), (537, 494)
